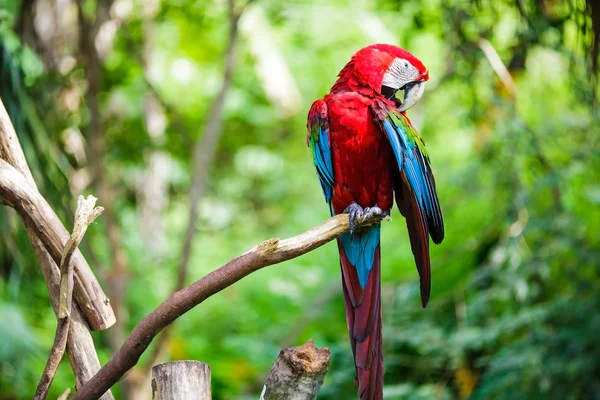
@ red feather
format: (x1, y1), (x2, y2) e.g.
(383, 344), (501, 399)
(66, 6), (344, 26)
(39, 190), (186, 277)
(339, 241), (384, 400)
(325, 91), (391, 400)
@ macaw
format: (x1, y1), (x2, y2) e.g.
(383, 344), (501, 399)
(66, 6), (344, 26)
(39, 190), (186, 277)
(307, 44), (444, 400)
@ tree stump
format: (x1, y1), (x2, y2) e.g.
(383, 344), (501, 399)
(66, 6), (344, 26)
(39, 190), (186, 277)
(151, 361), (211, 400)
(261, 340), (331, 400)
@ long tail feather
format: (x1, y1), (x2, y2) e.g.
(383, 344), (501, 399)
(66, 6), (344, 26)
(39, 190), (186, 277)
(339, 238), (384, 400)
(395, 173), (431, 307)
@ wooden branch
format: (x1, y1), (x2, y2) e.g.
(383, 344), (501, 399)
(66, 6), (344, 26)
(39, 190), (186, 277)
(146, 0), (242, 373)
(0, 159), (116, 329)
(261, 340), (331, 400)
(76, 0), (128, 359)
(35, 231), (115, 400)
(59, 196), (104, 318)
(0, 99), (116, 331)
(151, 361), (212, 400)
(71, 212), (388, 400)
(477, 39), (562, 209)
(177, 0), (240, 297)
(0, 97), (114, 398)
(34, 196), (104, 400)
(0, 104), (36, 183)
(477, 38), (516, 100)
(57, 388), (71, 400)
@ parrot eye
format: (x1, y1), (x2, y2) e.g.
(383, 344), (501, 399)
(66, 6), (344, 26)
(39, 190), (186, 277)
(403, 61), (409, 68)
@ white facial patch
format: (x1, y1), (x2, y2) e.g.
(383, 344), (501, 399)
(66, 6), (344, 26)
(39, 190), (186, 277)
(382, 58), (420, 90)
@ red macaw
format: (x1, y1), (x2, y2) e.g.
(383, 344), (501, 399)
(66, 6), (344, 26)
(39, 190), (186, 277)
(307, 44), (444, 399)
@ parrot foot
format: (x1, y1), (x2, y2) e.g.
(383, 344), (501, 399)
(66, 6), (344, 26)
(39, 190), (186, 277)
(344, 203), (389, 234)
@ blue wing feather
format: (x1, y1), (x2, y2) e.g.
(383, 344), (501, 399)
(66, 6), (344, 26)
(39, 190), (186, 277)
(375, 100), (444, 243)
(370, 99), (444, 306)
(308, 100), (334, 216)
(382, 120), (428, 211)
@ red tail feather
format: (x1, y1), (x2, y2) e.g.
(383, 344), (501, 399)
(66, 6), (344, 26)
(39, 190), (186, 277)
(338, 240), (384, 400)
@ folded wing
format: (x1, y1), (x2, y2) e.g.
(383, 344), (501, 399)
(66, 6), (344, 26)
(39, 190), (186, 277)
(370, 98), (444, 307)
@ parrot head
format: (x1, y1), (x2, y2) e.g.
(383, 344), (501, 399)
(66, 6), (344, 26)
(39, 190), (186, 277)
(333, 44), (429, 111)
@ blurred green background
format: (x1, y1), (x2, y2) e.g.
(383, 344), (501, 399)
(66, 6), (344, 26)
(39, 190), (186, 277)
(1, 0), (599, 399)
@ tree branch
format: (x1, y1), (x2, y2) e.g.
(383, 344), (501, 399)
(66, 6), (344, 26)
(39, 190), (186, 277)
(57, 388), (71, 400)
(71, 213), (389, 400)
(34, 196), (104, 400)
(478, 38), (562, 209)
(177, 0), (240, 295)
(0, 99), (116, 331)
(0, 158), (116, 329)
(76, 0), (128, 351)
(144, 0), (242, 374)
(477, 38), (516, 100)
(0, 99), (115, 399)
(37, 243), (116, 400)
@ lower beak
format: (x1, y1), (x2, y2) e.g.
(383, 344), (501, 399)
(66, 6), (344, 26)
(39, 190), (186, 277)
(397, 81), (425, 112)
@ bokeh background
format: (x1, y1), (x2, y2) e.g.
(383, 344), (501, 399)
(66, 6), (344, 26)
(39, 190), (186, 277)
(1, 0), (599, 399)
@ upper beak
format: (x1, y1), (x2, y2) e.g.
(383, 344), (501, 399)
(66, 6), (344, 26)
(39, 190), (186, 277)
(397, 80), (425, 112)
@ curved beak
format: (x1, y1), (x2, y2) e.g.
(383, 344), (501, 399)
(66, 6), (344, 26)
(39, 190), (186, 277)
(397, 81), (425, 112)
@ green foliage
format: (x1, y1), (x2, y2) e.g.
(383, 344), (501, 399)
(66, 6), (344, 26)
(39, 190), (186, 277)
(1, 0), (599, 399)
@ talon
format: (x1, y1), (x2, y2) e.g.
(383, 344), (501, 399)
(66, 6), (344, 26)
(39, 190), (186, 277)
(344, 202), (364, 235)
(343, 204), (391, 233)
(362, 206), (386, 222)
(363, 206), (382, 220)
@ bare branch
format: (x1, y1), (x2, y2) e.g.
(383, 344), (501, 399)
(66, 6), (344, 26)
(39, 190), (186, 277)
(57, 388), (71, 400)
(76, 0), (128, 355)
(35, 229), (114, 400)
(0, 159), (116, 329)
(261, 340), (331, 400)
(34, 196), (104, 400)
(0, 99), (115, 398)
(145, 0), (243, 373)
(58, 196), (104, 318)
(477, 38), (562, 209)
(478, 38), (516, 100)
(0, 99), (116, 330)
(71, 213), (388, 400)
(0, 98), (37, 184)
(177, 0), (241, 295)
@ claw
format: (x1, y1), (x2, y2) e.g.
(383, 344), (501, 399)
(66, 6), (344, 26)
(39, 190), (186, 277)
(344, 202), (364, 235)
(362, 206), (383, 220)
(343, 204), (390, 234)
